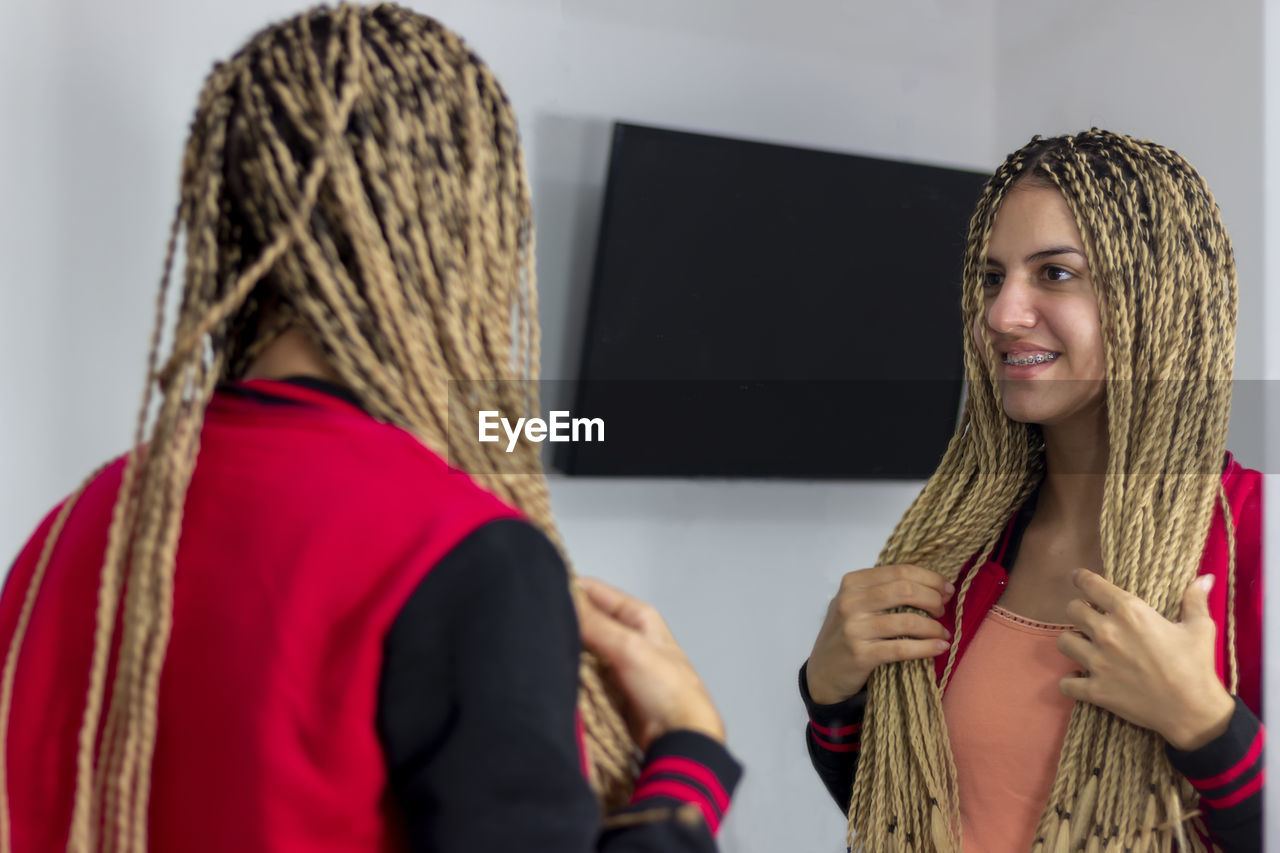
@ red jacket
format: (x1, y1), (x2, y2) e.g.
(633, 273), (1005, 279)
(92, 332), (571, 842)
(934, 454), (1263, 716)
(1, 380), (519, 851)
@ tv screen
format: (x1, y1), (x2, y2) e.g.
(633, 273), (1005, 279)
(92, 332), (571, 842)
(554, 122), (988, 479)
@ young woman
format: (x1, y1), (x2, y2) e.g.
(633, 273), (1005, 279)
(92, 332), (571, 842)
(0, 5), (740, 851)
(801, 131), (1261, 852)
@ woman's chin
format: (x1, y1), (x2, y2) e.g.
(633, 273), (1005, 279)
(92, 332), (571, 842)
(998, 392), (1053, 425)
(1000, 405), (1042, 425)
(996, 377), (1107, 426)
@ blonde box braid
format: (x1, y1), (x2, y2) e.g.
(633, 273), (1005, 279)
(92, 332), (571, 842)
(848, 131), (1239, 853)
(0, 6), (639, 852)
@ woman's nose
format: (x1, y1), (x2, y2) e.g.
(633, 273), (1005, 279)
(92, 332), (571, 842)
(985, 276), (1037, 334)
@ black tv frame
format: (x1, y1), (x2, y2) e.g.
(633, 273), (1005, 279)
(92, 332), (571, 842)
(555, 122), (986, 480)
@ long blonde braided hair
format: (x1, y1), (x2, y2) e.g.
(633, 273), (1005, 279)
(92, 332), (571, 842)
(0, 6), (638, 851)
(848, 131), (1239, 852)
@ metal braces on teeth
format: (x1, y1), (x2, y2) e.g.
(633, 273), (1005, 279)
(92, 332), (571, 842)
(1005, 352), (1059, 366)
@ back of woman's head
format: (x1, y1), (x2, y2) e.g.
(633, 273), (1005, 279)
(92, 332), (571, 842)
(0, 7), (638, 852)
(184, 3), (535, 430)
(848, 131), (1240, 852)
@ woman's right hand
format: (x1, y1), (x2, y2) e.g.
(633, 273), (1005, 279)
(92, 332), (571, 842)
(804, 564), (955, 705)
(576, 577), (725, 749)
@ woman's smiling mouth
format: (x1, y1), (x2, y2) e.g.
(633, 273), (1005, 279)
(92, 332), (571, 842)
(1002, 351), (1061, 367)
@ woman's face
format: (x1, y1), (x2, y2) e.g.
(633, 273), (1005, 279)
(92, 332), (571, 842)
(974, 182), (1106, 428)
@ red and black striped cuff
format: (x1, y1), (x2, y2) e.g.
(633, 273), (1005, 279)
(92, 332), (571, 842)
(1167, 696), (1264, 816)
(627, 730), (742, 835)
(809, 718), (862, 753)
(799, 661), (866, 754)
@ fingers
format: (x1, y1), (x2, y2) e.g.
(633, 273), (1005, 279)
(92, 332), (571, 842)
(1058, 671), (1092, 703)
(577, 577), (672, 643)
(1072, 568), (1128, 613)
(576, 585), (634, 661)
(1180, 574), (1214, 625)
(576, 576), (635, 618)
(863, 578), (949, 618)
(1056, 630), (1094, 670)
(1064, 597), (1103, 638)
(855, 612), (952, 665)
(858, 611), (951, 643)
(842, 564), (956, 599)
(1056, 633), (1094, 702)
(867, 637), (952, 667)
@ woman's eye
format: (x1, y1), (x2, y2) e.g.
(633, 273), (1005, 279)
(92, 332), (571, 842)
(982, 271), (1003, 288)
(1044, 265), (1073, 282)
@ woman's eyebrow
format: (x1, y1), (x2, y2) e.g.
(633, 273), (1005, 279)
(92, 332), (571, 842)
(1025, 246), (1087, 264)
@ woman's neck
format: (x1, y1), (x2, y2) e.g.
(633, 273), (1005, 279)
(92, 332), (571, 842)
(242, 327), (343, 384)
(1036, 406), (1109, 536)
(995, 408), (1110, 622)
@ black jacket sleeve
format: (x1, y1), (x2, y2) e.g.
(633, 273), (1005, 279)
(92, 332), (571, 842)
(377, 518), (742, 852)
(1165, 696), (1263, 853)
(799, 660), (865, 813)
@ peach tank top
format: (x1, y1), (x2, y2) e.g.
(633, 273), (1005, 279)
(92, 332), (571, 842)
(941, 605), (1079, 852)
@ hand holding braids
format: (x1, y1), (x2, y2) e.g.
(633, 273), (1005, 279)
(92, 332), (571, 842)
(0, 7), (639, 852)
(848, 130), (1239, 852)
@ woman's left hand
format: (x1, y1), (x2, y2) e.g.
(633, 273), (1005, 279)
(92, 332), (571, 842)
(1057, 569), (1235, 751)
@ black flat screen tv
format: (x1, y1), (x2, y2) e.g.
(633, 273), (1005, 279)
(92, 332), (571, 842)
(554, 122), (988, 479)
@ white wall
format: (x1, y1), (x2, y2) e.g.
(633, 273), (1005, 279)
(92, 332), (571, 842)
(0, 2), (1267, 852)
